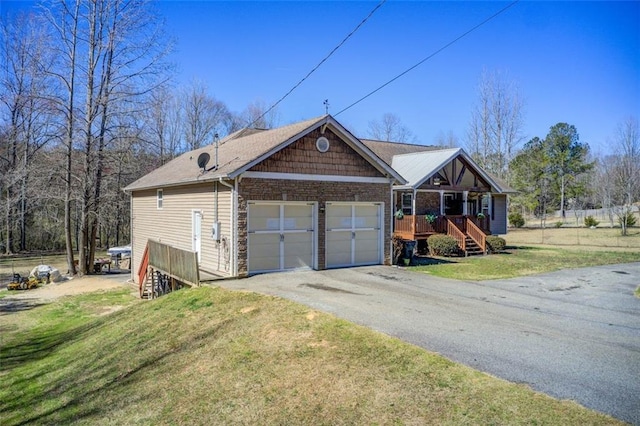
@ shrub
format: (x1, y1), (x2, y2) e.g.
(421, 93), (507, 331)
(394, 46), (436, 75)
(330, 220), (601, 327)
(486, 235), (506, 253)
(618, 212), (637, 227)
(427, 234), (459, 257)
(554, 221), (563, 228)
(392, 236), (404, 265)
(584, 216), (599, 227)
(508, 212), (525, 228)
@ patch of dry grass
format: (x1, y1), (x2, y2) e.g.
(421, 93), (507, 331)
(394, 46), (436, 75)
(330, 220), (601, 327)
(0, 252), (110, 283)
(413, 246), (640, 281)
(506, 227), (640, 250)
(0, 287), (622, 425)
(0, 253), (70, 277)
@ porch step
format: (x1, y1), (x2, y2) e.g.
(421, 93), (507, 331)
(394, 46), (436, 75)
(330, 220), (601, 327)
(140, 275), (153, 300)
(464, 237), (485, 256)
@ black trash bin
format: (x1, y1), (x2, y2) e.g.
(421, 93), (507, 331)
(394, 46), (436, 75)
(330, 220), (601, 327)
(404, 240), (417, 264)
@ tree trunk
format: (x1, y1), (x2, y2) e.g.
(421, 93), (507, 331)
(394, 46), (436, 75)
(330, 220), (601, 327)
(20, 174), (26, 251)
(78, 0), (101, 275)
(560, 174), (566, 218)
(5, 191), (12, 255)
(88, 0), (118, 271)
(63, 0), (81, 276)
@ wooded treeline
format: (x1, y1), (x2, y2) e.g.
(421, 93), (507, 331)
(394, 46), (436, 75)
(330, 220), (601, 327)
(0, 1), (278, 274)
(465, 70), (639, 234)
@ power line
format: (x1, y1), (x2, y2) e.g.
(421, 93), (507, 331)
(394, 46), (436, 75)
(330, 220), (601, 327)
(335, 1), (520, 116)
(247, 0), (387, 128)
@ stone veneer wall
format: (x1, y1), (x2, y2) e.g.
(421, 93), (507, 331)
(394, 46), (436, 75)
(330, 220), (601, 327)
(415, 192), (440, 215)
(237, 178), (391, 276)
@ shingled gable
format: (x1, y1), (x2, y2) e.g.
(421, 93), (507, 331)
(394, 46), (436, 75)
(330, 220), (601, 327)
(124, 115), (405, 192)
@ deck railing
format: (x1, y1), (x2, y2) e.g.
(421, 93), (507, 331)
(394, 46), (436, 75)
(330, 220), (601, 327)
(394, 215), (414, 237)
(394, 215), (447, 239)
(148, 240), (200, 287)
(394, 214), (490, 255)
(465, 218), (487, 253)
(446, 217), (466, 252)
(137, 244), (149, 298)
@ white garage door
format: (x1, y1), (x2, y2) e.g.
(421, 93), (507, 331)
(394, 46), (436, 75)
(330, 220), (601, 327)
(326, 202), (383, 268)
(248, 202), (315, 274)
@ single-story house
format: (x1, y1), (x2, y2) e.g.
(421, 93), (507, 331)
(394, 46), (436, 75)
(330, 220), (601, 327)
(362, 140), (516, 244)
(124, 114), (514, 283)
(124, 115), (405, 282)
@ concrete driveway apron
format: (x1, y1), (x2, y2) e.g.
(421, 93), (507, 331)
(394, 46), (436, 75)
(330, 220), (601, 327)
(220, 263), (640, 424)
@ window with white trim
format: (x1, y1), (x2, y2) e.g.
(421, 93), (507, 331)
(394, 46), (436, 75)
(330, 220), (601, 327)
(482, 194), (490, 217)
(157, 189), (163, 209)
(401, 193), (412, 215)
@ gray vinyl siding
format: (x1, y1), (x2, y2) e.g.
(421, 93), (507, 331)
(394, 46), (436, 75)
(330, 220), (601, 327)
(491, 194), (508, 235)
(130, 182), (233, 283)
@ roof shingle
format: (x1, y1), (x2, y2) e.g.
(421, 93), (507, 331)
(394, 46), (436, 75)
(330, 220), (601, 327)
(124, 116), (327, 191)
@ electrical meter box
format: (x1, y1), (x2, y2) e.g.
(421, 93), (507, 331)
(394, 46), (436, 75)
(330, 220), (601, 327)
(211, 222), (221, 242)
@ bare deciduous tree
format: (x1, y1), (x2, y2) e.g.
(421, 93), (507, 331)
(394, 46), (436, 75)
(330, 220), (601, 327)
(145, 86), (182, 165)
(0, 11), (55, 253)
(603, 117), (640, 235)
(434, 130), (459, 148)
(182, 80), (230, 151)
(44, 0), (171, 274)
(467, 69), (525, 182)
(239, 98), (280, 130)
(367, 113), (416, 143)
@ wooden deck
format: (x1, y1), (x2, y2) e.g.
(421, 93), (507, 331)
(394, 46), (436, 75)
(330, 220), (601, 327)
(393, 215), (446, 241)
(394, 215), (490, 255)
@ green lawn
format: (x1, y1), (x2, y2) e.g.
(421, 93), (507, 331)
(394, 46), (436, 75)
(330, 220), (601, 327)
(0, 287), (621, 425)
(411, 246), (640, 281)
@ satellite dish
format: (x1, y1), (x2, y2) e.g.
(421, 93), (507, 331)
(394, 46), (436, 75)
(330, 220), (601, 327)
(197, 152), (210, 170)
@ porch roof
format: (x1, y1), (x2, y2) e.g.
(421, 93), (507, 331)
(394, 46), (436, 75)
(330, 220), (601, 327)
(391, 147), (515, 194)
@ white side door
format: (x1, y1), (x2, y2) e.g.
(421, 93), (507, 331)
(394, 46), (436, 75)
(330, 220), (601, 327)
(193, 210), (202, 263)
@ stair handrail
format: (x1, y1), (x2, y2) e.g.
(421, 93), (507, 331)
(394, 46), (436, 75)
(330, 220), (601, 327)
(446, 217), (466, 252)
(466, 217), (487, 253)
(137, 243), (149, 298)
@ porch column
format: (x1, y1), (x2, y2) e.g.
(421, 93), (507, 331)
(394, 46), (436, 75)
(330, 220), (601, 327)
(463, 191), (468, 216)
(412, 189), (417, 215)
(439, 190), (445, 215)
(487, 192), (493, 219)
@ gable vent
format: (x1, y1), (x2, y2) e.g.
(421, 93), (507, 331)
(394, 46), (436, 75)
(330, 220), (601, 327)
(316, 136), (330, 153)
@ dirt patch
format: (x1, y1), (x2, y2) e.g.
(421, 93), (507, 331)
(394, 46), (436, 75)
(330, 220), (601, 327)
(0, 275), (135, 313)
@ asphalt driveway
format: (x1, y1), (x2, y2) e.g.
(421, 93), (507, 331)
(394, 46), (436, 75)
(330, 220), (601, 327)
(221, 263), (640, 424)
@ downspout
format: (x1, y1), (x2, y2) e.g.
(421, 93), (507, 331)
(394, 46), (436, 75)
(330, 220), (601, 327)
(214, 181), (219, 270)
(129, 191), (134, 283)
(233, 177), (239, 277)
(214, 181), (218, 223)
(389, 179), (394, 265)
(218, 178), (235, 277)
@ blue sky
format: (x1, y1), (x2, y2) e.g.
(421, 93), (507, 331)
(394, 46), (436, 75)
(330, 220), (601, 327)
(2, 1), (639, 154)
